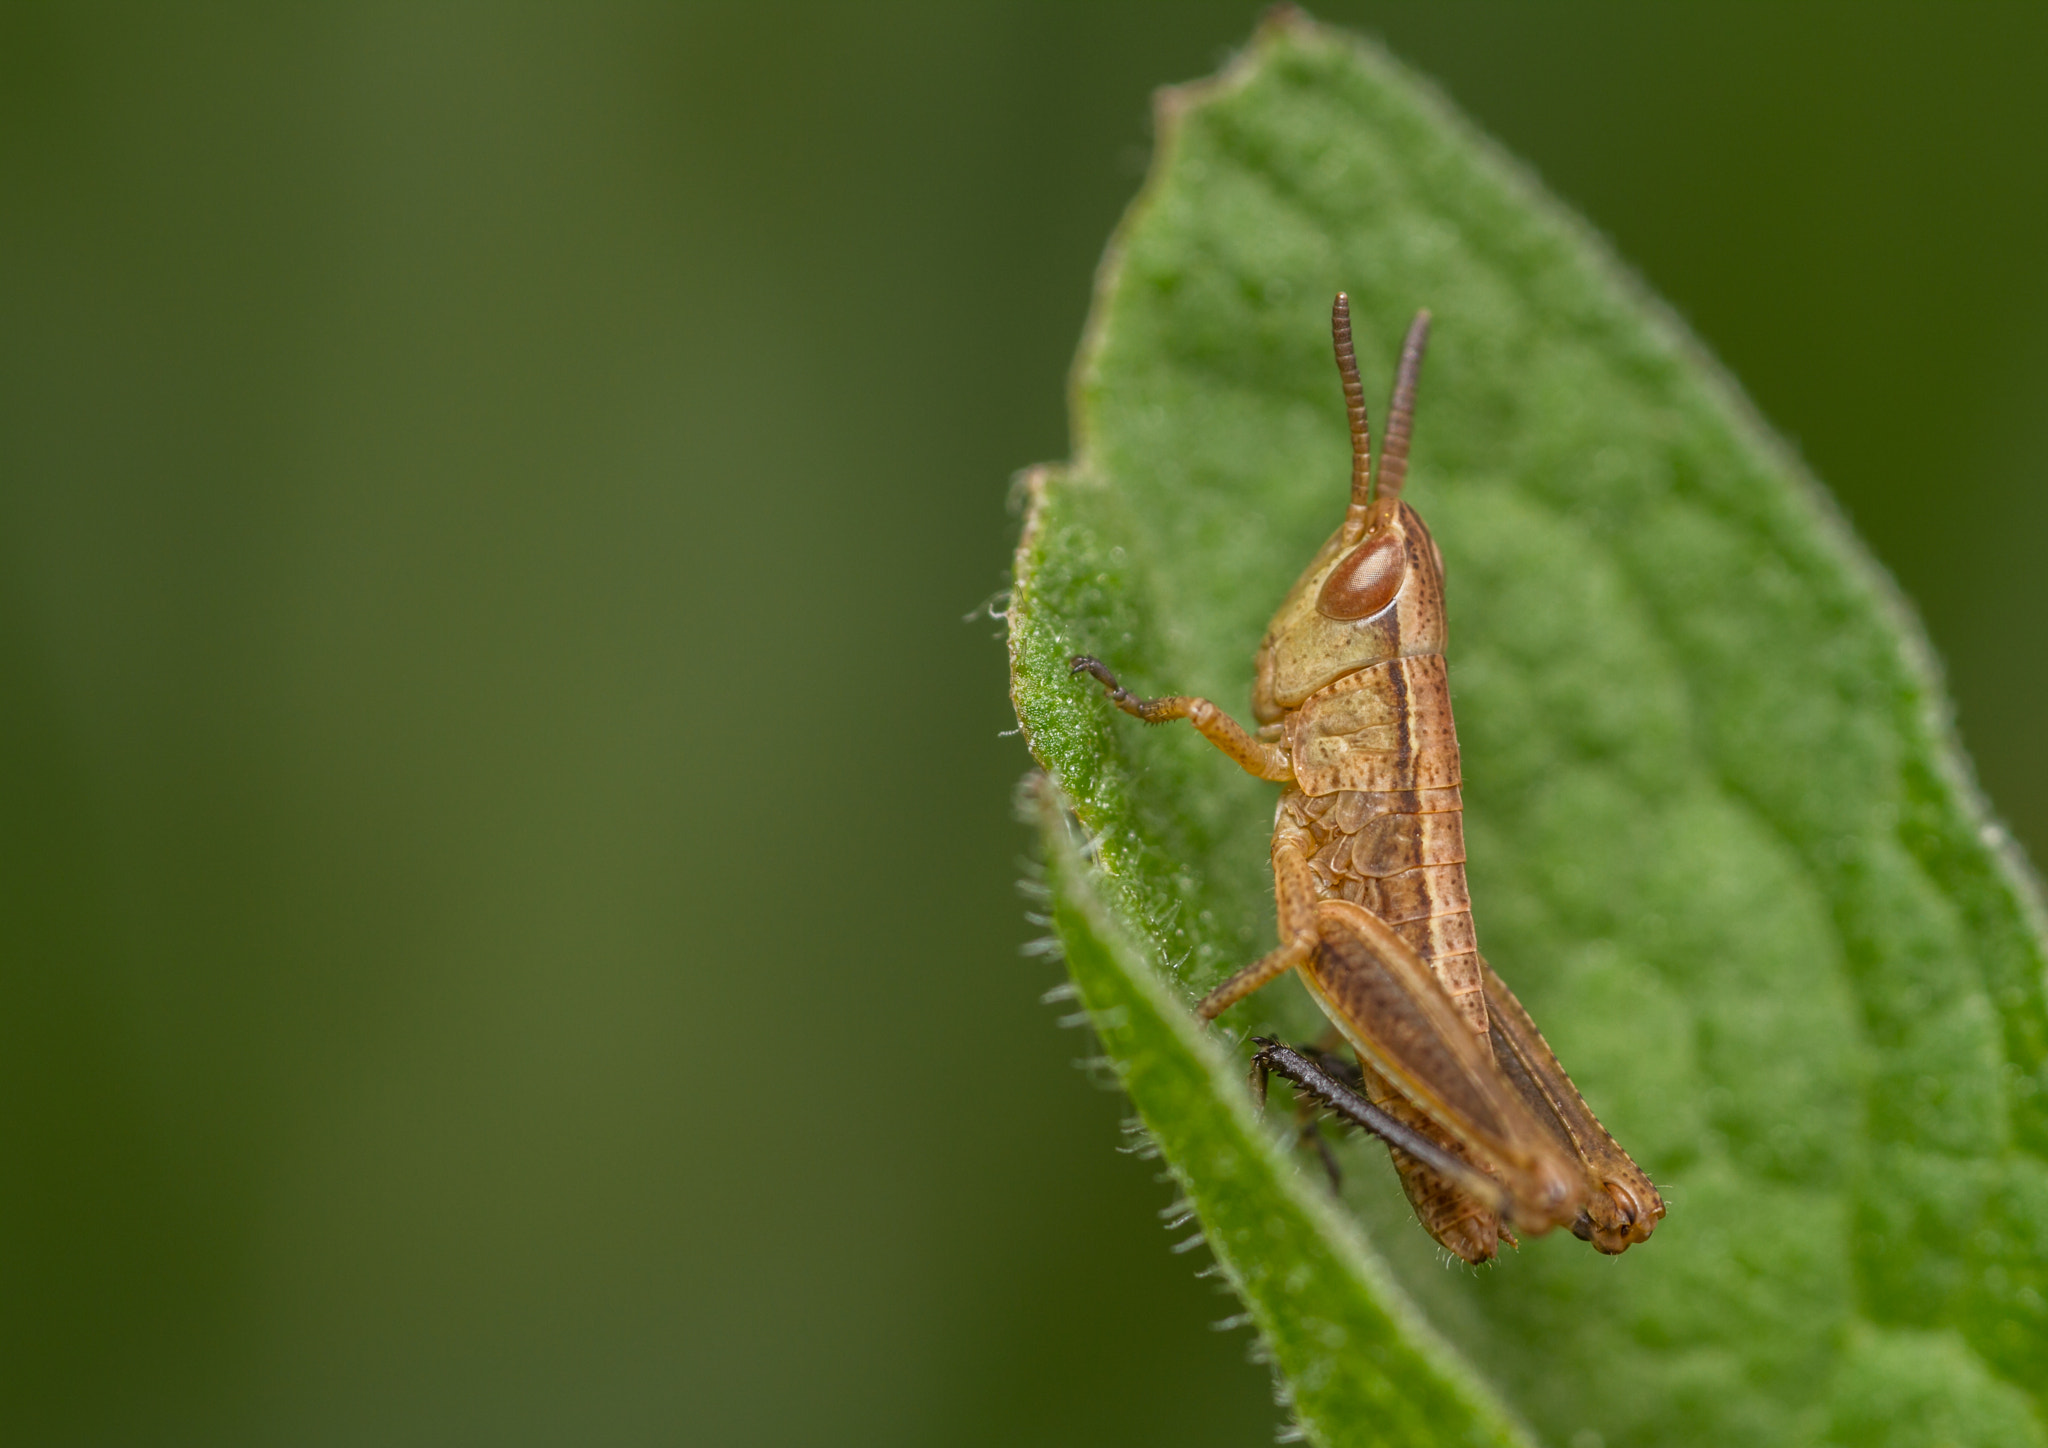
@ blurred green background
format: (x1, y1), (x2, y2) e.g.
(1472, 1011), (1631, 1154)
(4, 4), (2047, 1443)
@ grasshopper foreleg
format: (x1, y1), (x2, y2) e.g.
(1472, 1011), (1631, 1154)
(1070, 656), (1293, 783)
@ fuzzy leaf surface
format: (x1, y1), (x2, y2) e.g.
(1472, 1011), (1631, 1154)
(1008, 15), (2048, 1448)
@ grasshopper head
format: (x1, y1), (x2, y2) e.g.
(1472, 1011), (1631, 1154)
(1252, 501), (1445, 721)
(1252, 300), (1440, 724)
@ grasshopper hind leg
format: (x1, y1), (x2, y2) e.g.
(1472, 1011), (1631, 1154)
(1248, 1037), (1510, 1266)
(1248, 1035), (1354, 1193)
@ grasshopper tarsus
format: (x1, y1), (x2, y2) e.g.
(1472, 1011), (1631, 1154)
(1069, 653), (1127, 700)
(1070, 654), (1163, 722)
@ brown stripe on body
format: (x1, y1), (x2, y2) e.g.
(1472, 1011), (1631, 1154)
(1282, 649), (1485, 1039)
(1285, 656), (1460, 796)
(1339, 809), (1463, 875)
(1372, 862), (1469, 922)
(1390, 912), (1478, 960)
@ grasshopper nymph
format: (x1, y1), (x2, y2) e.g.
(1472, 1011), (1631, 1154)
(1071, 296), (1663, 1262)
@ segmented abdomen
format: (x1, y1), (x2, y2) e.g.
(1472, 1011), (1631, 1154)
(1281, 653), (1484, 1042)
(1285, 784), (1486, 1041)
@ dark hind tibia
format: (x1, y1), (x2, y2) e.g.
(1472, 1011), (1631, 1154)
(1249, 1044), (1355, 1190)
(1248, 1038), (1501, 1206)
(1298, 1044), (1357, 1189)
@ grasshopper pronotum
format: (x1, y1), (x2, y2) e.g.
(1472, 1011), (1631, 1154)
(1071, 296), (1663, 1262)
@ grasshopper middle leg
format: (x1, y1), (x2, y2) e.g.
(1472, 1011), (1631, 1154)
(1195, 825), (1320, 1019)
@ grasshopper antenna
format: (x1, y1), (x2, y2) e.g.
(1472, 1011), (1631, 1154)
(1372, 309), (1431, 507)
(1332, 293), (1374, 546)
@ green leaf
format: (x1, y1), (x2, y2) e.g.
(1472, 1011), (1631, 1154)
(1006, 14), (2048, 1448)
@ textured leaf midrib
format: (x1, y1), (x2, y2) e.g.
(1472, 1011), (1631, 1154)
(1011, 14), (2048, 1447)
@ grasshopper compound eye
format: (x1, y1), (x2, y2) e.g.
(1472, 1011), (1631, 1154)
(1315, 527), (1406, 620)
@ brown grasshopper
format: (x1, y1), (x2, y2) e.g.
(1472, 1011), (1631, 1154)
(1071, 295), (1663, 1262)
